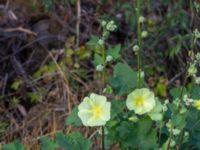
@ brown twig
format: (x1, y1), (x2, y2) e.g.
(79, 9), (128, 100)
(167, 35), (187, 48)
(5, 27), (37, 36)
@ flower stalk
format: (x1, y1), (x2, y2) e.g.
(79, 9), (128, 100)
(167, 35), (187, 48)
(102, 126), (105, 150)
(137, 0), (142, 88)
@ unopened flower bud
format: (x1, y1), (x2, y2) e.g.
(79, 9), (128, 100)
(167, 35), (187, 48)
(101, 20), (107, 27)
(128, 116), (138, 122)
(106, 20), (117, 31)
(196, 52), (200, 61)
(141, 31), (148, 38)
(98, 39), (104, 45)
(106, 55), (113, 62)
(139, 16), (146, 23)
(195, 76), (200, 84)
(172, 128), (181, 136)
(194, 28), (200, 39)
(96, 64), (104, 72)
(132, 45), (139, 53)
(188, 64), (197, 76)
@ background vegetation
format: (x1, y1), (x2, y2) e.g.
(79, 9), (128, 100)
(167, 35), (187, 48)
(1, 0), (200, 149)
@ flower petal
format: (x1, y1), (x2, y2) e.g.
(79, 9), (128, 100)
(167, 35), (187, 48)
(78, 111), (92, 126)
(87, 117), (106, 126)
(78, 97), (92, 111)
(101, 102), (111, 121)
(90, 93), (107, 106)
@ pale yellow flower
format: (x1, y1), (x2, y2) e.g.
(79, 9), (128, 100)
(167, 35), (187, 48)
(126, 88), (156, 115)
(78, 93), (111, 127)
(193, 100), (200, 110)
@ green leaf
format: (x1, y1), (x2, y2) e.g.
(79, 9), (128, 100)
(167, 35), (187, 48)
(56, 132), (92, 150)
(56, 132), (71, 149)
(27, 92), (42, 103)
(107, 117), (158, 149)
(66, 106), (82, 127)
(126, 117), (158, 149)
(170, 87), (187, 99)
(190, 85), (200, 99)
(135, 117), (158, 149)
(171, 112), (187, 129)
(111, 100), (125, 118)
(186, 108), (200, 149)
(168, 100), (187, 129)
(169, 43), (181, 58)
(109, 63), (137, 95)
(107, 44), (121, 60)
(3, 140), (26, 150)
(93, 53), (103, 66)
(66, 132), (92, 150)
(86, 36), (100, 46)
(41, 137), (58, 150)
(103, 85), (113, 94)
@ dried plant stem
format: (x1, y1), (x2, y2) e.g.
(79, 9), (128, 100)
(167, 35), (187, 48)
(47, 51), (72, 113)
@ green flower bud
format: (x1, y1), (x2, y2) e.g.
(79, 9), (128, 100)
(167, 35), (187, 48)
(106, 20), (117, 31)
(106, 55), (113, 62)
(170, 140), (176, 147)
(188, 64), (197, 76)
(139, 16), (146, 23)
(137, 70), (145, 78)
(162, 105), (168, 112)
(96, 64), (104, 72)
(196, 52), (200, 61)
(98, 39), (104, 45)
(101, 20), (107, 27)
(128, 116), (139, 122)
(194, 28), (200, 39)
(172, 128), (181, 136)
(195, 76), (200, 84)
(166, 119), (172, 129)
(132, 45), (139, 53)
(141, 31), (148, 38)
(103, 31), (109, 38)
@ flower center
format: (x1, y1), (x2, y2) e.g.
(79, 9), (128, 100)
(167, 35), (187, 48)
(91, 105), (103, 118)
(135, 96), (145, 107)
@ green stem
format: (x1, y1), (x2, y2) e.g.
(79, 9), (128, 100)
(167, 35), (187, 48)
(167, 124), (173, 150)
(102, 44), (106, 88)
(158, 121), (163, 144)
(177, 29), (196, 150)
(137, 0), (141, 88)
(190, 0), (194, 27)
(177, 129), (185, 150)
(102, 126), (105, 150)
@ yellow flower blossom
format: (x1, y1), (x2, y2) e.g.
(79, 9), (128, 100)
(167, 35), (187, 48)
(126, 88), (156, 115)
(78, 93), (111, 127)
(193, 100), (200, 110)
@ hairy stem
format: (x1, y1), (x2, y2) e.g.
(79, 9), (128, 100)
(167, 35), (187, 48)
(102, 45), (106, 88)
(76, 0), (81, 48)
(137, 0), (142, 88)
(102, 126), (105, 150)
(167, 124), (173, 150)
